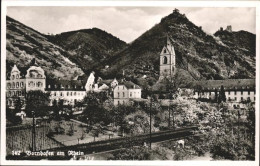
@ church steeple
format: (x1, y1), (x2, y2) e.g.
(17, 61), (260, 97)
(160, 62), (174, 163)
(159, 34), (176, 79)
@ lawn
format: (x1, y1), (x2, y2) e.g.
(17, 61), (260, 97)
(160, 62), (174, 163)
(49, 120), (120, 146)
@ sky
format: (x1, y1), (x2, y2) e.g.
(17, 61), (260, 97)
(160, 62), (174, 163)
(7, 7), (256, 43)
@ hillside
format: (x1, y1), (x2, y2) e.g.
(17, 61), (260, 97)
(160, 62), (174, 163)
(46, 28), (127, 73)
(101, 9), (256, 86)
(6, 16), (84, 79)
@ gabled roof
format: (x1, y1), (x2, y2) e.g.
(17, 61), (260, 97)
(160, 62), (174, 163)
(190, 79), (255, 91)
(160, 35), (176, 55)
(118, 81), (141, 89)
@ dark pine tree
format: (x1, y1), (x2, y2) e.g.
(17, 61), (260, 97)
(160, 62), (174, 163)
(218, 85), (226, 103)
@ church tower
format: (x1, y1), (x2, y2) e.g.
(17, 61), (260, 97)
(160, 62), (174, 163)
(159, 35), (176, 79)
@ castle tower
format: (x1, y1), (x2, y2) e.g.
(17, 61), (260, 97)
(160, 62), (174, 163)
(159, 35), (176, 79)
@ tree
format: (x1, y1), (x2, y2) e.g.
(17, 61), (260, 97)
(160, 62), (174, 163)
(25, 90), (50, 117)
(13, 97), (23, 114)
(82, 91), (111, 125)
(218, 85), (226, 103)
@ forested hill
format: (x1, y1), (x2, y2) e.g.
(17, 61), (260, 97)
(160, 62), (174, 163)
(100, 9), (255, 86)
(6, 16), (84, 79)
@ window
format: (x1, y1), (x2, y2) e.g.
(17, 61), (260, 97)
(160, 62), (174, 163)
(12, 75), (15, 80)
(163, 56), (167, 64)
(247, 97), (250, 101)
(118, 92), (120, 98)
(18, 91), (21, 96)
(234, 91), (237, 95)
(228, 91), (230, 95)
(7, 83), (11, 89)
(248, 91), (250, 95)
(241, 97), (243, 101)
(60, 92), (63, 96)
(241, 91), (243, 95)
(235, 97), (237, 101)
(20, 82), (24, 88)
(123, 86), (124, 90)
(130, 92), (132, 97)
(16, 82), (19, 88)
(12, 82), (15, 88)
(67, 92), (69, 96)
(29, 81), (34, 87)
(16, 74), (19, 79)
(37, 74), (42, 78)
(71, 92), (73, 96)
(8, 91), (11, 97)
(209, 92), (211, 96)
(54, 92), (56, 96)
(228, 97), (231, 101)
(74, 92), (76, 96)
(37, 82), (42, 87)
(164, 49), (167, 53)
(123, 92), (125, 97)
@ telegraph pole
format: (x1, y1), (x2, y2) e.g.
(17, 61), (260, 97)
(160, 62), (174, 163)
(149, 96), (152, 149)
(31, 111), (36, 151)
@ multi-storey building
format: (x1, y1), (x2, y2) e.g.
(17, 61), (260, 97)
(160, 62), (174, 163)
(6, 64), (46, 108)
(192, 79), (255, 106)
(45, 79), (86, 106)
(6, 64), (87, 108)
(113, 81), (142, 105)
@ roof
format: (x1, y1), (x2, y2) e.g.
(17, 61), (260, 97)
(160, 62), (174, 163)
(101, 79), (114, 85)
(118, 81), (141, 89)
(45, 79), (86, 91)
(190, 79), (255, 91)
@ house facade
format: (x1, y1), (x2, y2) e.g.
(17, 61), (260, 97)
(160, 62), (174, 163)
(6, 64), (46, 108)
(6, 64), (87, 108)
(113, 81), (142, 105)
(192, 79), (255, 107)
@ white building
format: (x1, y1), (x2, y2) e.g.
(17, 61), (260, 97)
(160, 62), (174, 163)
(113, 81), (142, 105)
(192, 79), (255, 107)
(46, 79), (86, 106)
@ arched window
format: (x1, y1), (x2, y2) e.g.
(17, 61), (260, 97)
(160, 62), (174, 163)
(67, 92), (69, 96)
(70, 92), (73, 96)
(29, 81), (34, 87)
(16, 82), (19, 88)
(20, 82), (24, 88)
(37, 82), (42, 87)
(60, 92), (63, 96)
(123, 92), (125, 97)
(16, 74), (19, 79)
(12, 75), (15, 80)
(12, 82), (15, 88)
(54, 92), (56, 96)
(74, 92), (76, 96)
(37, 74), (42, 78)
(7, 83), (11, 89)
(163, 56), (167, 64)
(8, 91), (11, 97)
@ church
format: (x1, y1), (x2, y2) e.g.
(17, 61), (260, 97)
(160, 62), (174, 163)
(158, 35), (256, 107)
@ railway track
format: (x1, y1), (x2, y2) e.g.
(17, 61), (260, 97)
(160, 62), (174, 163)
(7, 125), (198, 160)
